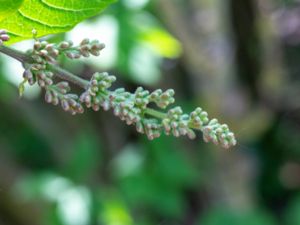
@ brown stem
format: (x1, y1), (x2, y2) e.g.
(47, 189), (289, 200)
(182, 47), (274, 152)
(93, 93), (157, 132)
(0, 45), (33, 63)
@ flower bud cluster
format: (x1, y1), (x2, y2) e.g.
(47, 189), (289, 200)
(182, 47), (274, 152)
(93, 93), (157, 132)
(112, 97), (142, 125)
(188, 107), (209, 129)
(110, 87), (176, 134)
(80, 76), (173, 139)
(31, 41), (59, 63)
(149, 89), (175, 109)
(45, 82), (84, 115)
(0, 29), (9, 45)
(22, 41), (56, 87)
(23, 67), (54, 86)
(18, 40), (85, 115)
(79, 72), (237, 148)
(202, 119), (237, 149)
(80, 72), (117, 111)
(136, 119), (162, 140)
(31, 39), (105, 62)
(82, 82), (143, 126)
(22, 38), (104, 93)
(63, 38), (105, 59)
(162, 106), (196, 139)
(80, 76), (177, 138)
(133, 88), (175, 109)
(134, 87), (150, 109)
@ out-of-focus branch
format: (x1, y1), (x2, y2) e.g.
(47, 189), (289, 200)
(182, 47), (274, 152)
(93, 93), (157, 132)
(230, 0), (261, 100)
(156, 0), (216, 76)
(155, 0), (234, 96)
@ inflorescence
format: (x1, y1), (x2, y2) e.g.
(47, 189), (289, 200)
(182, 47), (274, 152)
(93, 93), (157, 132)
(0, 30), (237, 149)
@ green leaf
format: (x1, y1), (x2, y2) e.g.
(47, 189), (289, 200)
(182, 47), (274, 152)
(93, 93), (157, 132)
(198, 207), (276, 225)
(18, 79), (27, 97)
(0, 0), (116, 44)
(0, 0), (24, 22)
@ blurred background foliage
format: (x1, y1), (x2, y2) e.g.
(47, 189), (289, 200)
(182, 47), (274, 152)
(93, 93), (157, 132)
(1, 0), (300, 224)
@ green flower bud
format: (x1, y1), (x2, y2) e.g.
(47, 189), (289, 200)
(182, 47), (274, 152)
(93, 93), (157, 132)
(61, 99), (70, 111)
(45, 91), (53, 103)
(59, 41), (71, 49)
(80, 38), (90, 46)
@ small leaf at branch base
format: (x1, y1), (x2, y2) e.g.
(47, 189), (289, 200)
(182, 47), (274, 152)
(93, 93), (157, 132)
(18, 79), (27, 97)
